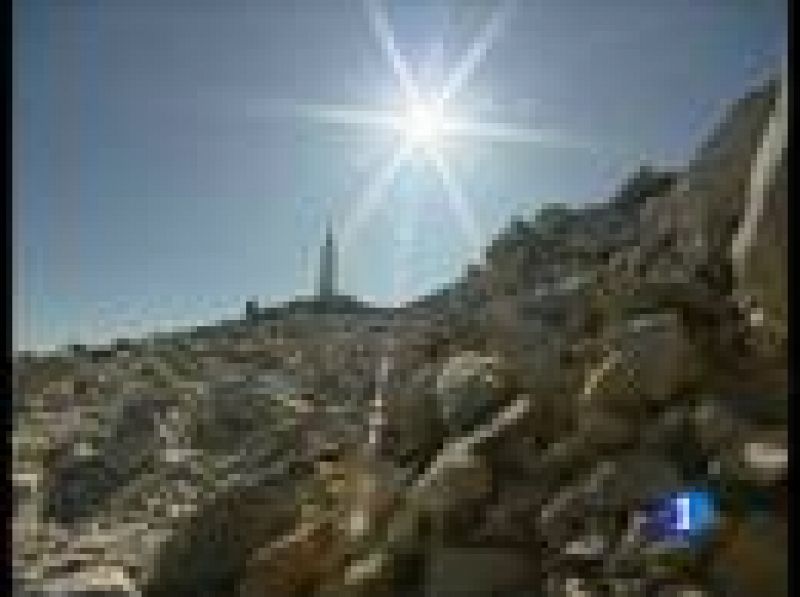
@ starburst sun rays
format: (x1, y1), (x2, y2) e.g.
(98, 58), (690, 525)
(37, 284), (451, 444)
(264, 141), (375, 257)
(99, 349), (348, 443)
(295, 0), (584, 270)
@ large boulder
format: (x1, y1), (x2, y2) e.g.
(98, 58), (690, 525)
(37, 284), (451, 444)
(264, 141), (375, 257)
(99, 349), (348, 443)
(435, 352), (503, 436)
(581, 313), (701, 419)
(729, 74), (788, 368)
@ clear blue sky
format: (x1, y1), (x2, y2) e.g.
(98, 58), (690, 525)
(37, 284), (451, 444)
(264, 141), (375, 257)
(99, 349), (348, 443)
(13, 0), (786, 352)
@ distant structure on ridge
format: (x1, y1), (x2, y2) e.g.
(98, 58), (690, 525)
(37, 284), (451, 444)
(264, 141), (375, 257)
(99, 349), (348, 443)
(317, 220), (338, 301)
(244, 217), (371, 320)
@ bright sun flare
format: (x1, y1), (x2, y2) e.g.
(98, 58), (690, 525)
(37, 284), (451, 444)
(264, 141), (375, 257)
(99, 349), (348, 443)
(402, 100), (446, 147)
(324, 0), (523, 250)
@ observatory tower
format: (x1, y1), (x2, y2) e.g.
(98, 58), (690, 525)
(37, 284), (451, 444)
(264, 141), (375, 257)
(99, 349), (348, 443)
(317, 220), (337, 301)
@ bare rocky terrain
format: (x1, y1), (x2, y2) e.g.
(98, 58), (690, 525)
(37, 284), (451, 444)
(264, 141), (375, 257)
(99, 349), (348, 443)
(12, 74), (787, 596)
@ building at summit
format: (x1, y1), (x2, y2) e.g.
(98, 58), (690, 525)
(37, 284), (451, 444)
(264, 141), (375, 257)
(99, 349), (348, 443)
(245, 219), (379, 319)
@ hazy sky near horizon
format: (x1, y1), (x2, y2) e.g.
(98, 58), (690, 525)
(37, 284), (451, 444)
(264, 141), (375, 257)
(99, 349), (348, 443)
(13, 0), (786, 351)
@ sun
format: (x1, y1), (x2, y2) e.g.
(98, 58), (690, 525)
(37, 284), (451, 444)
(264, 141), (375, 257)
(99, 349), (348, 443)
(402, 99), (446, 148)
(323, 0), (525, 251)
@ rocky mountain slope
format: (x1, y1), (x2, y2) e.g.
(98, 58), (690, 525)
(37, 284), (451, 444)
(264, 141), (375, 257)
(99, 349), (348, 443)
(12, 73), (788, 596)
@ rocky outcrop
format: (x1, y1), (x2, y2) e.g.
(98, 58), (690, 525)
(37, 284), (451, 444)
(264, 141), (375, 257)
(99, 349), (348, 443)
(317, 73), (788, 596)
